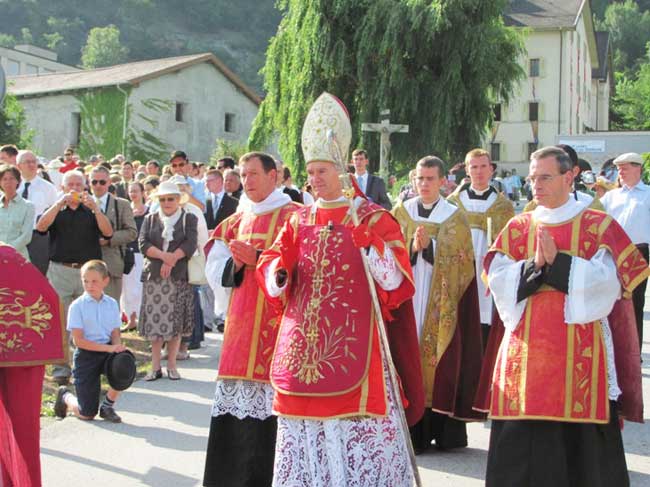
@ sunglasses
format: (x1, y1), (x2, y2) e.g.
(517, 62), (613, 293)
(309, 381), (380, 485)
(217, 165), (225, 170)
(171, 163), (186, 168)
(91, 179), (108, 186)
(158, 196), (177, 203)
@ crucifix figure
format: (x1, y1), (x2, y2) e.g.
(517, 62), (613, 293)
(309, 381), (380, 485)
(361, 109), (409, 180)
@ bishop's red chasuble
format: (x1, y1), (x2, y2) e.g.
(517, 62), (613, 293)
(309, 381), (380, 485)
(484, 209), (649, 423)
(257, 200), (424, 424)
(206, 202), (300, 382)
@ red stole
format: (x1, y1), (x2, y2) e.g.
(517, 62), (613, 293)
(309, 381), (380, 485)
(485, 209), (649, 423)
(211, 203), (300, 382)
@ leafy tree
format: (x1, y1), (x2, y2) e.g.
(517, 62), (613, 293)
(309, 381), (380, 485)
(599, 0), (650, 72)
(249, 0), (524, 178)
(0, 90), (33, 148)
(81, 25), (129, 69)
(611, 47), (650, 129)
(210, 139), (249, 166)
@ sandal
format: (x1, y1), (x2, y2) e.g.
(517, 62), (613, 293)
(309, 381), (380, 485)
(176, 351), (190, 361)
(167, 368), (181, 380)
(144, 369), (163, 381)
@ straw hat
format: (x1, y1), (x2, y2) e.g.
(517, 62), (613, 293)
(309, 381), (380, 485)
(152, 180), (189, 204)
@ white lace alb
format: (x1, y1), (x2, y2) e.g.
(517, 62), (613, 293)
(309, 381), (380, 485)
(211, 379), (274, 420)
(272, 366), (414, 487)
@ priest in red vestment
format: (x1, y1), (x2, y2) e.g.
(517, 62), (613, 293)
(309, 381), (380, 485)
(256, 93), (423, 486)
(482, 146), (648, 487)
(202, 152), (301, 487)
(0, 243), (66, 487)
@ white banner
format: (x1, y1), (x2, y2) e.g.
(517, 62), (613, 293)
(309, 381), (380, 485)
(558, 139), (606, 153)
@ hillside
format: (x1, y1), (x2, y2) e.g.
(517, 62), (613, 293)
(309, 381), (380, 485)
(0, 0), (281, 92)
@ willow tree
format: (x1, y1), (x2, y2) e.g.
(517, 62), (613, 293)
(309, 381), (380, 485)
(249, 0), (524, 177)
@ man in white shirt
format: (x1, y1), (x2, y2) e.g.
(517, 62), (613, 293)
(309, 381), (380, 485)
(17, 150), (59, 275)
(601, 152), (650, 350)
(352, 149), (392, 209)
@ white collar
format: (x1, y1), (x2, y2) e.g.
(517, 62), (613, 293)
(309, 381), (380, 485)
(404, 196), (457, 224)
(251, 188), (291, 215)
(622, 181), (647, 192)
(532, 196), (586, 224)
(212, 190), (224, 201)
(469, 185), (491, 195)
(96, 192), (110, 208)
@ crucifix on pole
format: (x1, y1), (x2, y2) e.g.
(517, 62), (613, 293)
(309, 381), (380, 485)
(361, 109), (409, 180)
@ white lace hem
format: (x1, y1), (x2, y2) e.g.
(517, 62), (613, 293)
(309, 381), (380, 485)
(211, 379), (275, 420)
(272, 366), (414, 487)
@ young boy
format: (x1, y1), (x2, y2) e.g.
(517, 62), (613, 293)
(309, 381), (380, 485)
(54, 260), (126, 423)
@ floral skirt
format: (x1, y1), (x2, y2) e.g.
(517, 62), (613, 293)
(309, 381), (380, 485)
(138, 278), (194, 340)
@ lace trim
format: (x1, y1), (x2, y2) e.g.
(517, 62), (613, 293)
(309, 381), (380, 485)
(211, 379), (274, 420)
(368, 246), (404, 291)
(272, 366), (413, 487)
(600, 318), (622, 400)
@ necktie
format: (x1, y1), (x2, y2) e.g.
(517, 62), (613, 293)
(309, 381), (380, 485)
(22, 182), (30, 199)
(213, 196), (220, 219)
(357, 175), (364, 192)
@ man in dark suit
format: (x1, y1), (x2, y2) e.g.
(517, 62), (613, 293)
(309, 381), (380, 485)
(204, 169), (238, 231)
(352, 149), (392, 210)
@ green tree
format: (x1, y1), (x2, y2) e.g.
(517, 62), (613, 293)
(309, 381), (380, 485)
(249, 0), (524, 179)
(611, 47), (650, 129)
(81, 25), (129, 69)
(0, 91), (33, 148)
(599, 0), (650, 72)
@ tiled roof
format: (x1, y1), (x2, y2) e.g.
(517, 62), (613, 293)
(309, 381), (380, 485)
(505, 0), (584, 29)
(8, 52), (261, 105)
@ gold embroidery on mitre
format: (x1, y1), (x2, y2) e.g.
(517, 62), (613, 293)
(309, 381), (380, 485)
(301, 92), (352, 166)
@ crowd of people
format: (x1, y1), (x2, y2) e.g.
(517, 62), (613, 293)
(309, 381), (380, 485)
(0, 90), (648, 487)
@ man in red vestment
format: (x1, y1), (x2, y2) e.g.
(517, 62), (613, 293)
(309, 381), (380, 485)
(202, 152), (301, 487)
(482, 146), (648, 487)
(256, 93), (423, 486)
(0, 243), (66, 487)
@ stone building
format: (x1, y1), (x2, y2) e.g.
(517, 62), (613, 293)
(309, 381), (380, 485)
(0, 44), (79, 76)
(488, 0), (613, 169)
(8, 53), (260, 161)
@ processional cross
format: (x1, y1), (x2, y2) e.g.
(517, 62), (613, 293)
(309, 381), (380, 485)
(361, 109), (409, 179)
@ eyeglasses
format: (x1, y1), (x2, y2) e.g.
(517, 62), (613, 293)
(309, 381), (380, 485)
(158, 196), (177, 203)
(91, 180), (108, 186)
(525, 174), (566, 185)
(217, 165), (225, 170)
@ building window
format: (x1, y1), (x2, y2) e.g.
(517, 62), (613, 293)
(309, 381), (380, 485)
(224, 112), (236, 133)
(490, 143), (501, 162)
(175, 102), (186, 122)
(493, 103), (502, 122)
(6, 59), (20, 76)
(529, 58), (540, 77)
(71, 113), (81, 146)
(527, 143), (538, 159)
(529, 102), (539, 122)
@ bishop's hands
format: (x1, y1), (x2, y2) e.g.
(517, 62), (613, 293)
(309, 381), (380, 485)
(534, 228), (558, 270)
(411, 225), (431, 254)
(352, 223), (385, 256)
(230, 240), (258, 271)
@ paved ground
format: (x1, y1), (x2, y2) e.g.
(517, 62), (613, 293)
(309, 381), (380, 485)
(41, 312), (650, 486)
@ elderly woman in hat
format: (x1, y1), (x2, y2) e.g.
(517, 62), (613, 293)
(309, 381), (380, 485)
(138, 180), (197, 380)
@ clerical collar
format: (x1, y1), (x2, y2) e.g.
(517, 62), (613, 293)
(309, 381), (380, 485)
(468, 185), (494, 200)
(251, 188), (291, 215)
(420, 198), (440, 210)
(417, 198), (439, 218)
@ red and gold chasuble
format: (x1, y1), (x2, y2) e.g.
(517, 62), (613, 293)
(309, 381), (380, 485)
(260, 200), (415, 420)
(0, 244), (66, 367)
(486, 209), (649, 423)
(209, 202), (300, 382)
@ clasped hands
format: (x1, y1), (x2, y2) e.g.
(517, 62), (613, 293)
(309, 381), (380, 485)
(411, 225), (431, 253)
(160, 251), (181, 278)
(230, 240), (258, 271)
(534, 228), (558, 270)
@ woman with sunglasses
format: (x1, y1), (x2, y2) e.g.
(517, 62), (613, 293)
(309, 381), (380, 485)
(120, 182), (149, 332)
(138, 181), (197, 381)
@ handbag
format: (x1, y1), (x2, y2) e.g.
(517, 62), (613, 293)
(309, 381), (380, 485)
(183, 212), (208, 285)
(114, 198), (136, 274)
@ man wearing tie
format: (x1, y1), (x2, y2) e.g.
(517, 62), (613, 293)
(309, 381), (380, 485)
(17, 150), (59, 275)
(205, 169), (239, 231)
(352, 149), (392, 210)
